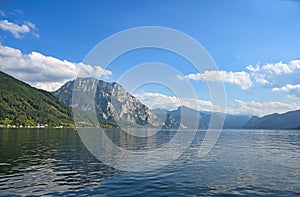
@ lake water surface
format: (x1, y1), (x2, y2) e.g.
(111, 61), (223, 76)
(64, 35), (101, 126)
(0, 128), (299, 196)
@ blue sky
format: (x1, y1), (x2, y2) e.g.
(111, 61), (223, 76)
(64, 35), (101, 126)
(0, 0), (299, 116)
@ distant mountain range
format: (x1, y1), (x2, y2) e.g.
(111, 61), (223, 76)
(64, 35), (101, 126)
(153, 106), (251, 129)
(244, 110), (300, 129)
(0, 71), (299, 129)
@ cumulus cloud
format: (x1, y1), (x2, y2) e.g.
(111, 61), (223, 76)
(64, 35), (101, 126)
(226, 99), (299, 116)
(272, 84), (300, 98)
(0, 45), (112, 91)
(134, 92), (223, 112)
(247, 60), (300, 86)
(178, 60), (300, 93)
(0, 19), (38, 39)
(178, 70), (252, 90)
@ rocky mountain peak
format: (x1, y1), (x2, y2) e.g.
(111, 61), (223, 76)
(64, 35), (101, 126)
(53, 77), (163, 128)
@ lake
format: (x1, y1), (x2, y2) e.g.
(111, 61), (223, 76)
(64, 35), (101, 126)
(0, 128), (299, 196)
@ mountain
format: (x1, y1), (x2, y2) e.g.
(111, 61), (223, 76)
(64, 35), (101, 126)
(154, 106), (198, 129)
(154, 106), (251, 129)
(166, 106), (204, 129)
(53, 77), (163, 128)
(215, 112), (250, 129)
(0, 71), (73, 127)
(189, 111), (250, 129)
(244, 110), (300, 129)
(2, 70), (297, 129)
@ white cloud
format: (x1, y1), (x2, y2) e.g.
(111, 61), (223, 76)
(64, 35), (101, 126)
(178, 70), (252, 90)
(134, 92), (223, 112)
(0, 19), (38, 39)
(272, 84), (300, 98)
(178, 60), (300, 91)
(247, 60), (300, 86)
(226, 99), (299, 116)
(0, 45), (112, 91)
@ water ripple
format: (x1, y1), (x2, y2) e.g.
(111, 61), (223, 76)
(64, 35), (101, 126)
(0, 129), (299, 196)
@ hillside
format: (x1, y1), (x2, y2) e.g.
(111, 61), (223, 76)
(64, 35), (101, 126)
(0, 71), (73, 127)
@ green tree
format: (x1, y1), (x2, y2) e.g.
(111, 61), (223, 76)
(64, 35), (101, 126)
(1, 118), (13, 126)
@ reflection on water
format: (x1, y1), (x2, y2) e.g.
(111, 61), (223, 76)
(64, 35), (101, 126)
(0, 128), (299, 196)
(0, 129), (118, 196)
(104, 128), (177, 150)
(78, 128), (197, 172)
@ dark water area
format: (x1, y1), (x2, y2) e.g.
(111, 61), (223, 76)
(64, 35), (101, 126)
(0, 128), (299, 196)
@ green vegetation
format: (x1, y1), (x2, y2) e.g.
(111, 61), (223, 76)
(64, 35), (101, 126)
(0, 71), (73, 127)
(0, 118), (13, 126)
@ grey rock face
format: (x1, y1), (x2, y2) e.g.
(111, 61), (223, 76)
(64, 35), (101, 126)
(53, 77), (163, 127)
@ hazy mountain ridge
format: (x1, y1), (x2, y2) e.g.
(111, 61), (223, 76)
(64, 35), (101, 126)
(243, 110), (300, 129)
(154, 106), (251, 129)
